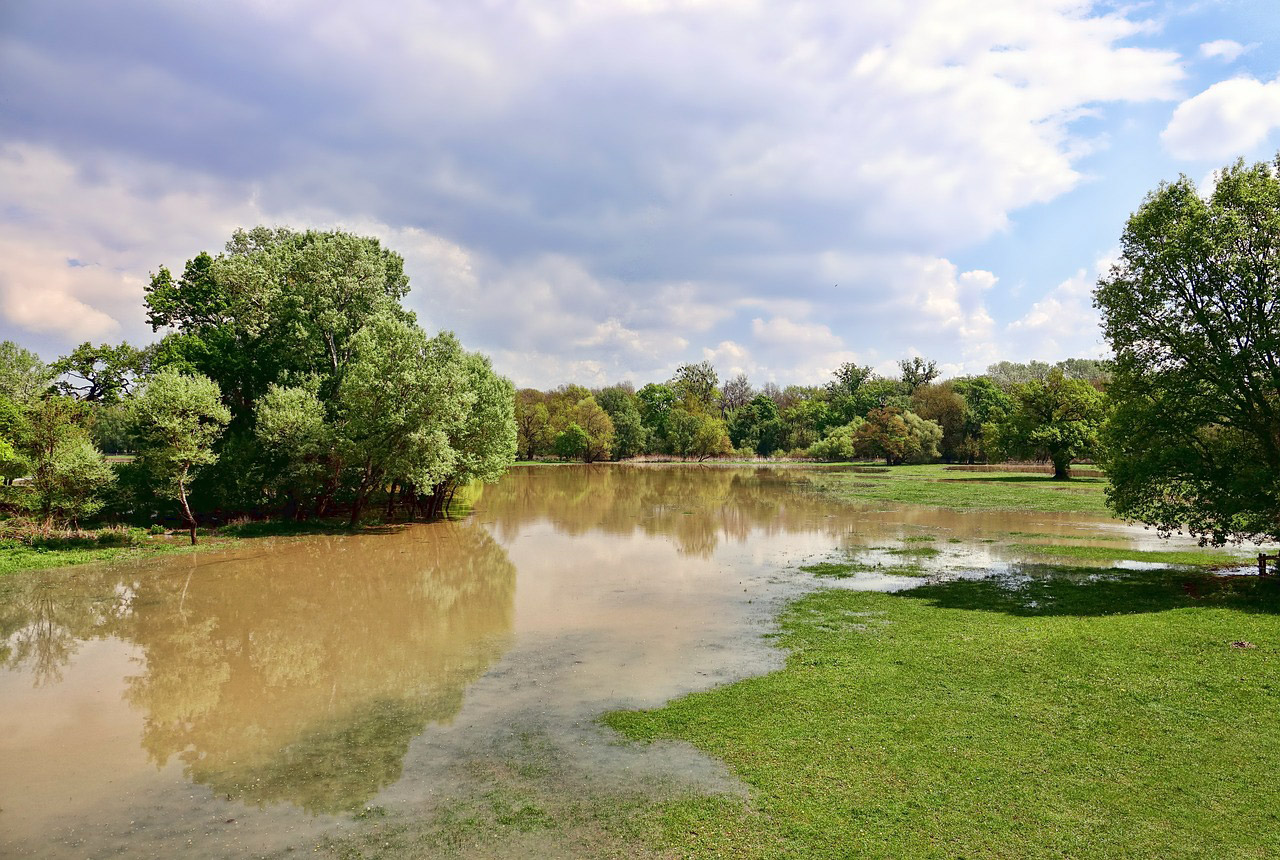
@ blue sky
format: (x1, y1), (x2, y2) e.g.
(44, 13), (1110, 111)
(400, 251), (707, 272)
(2, 0), (1278, 387)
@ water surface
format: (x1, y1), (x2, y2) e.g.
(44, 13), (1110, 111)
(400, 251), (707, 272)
(0, 465), (1190, 857)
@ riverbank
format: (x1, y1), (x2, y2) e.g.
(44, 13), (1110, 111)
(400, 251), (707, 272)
(605, 565), (1280, 858)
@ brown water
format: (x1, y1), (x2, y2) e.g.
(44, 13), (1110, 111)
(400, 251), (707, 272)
(0, 465), (1186, 857)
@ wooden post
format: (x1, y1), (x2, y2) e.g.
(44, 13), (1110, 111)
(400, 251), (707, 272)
(1261, 554), (1268, 577)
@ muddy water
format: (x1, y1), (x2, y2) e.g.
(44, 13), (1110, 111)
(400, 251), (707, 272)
(0, 465), (1179, 857)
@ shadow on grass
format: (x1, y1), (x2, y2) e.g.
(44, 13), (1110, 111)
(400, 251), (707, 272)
(934, 475), (1105, 486)
(901, 569), (1280, 618)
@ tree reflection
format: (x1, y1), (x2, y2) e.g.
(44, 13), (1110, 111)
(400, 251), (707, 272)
(1, 521), (516, 814)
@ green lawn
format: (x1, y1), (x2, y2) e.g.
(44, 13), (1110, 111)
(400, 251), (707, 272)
(1009, 542), (1250, 568)
(808, 464), (1112, 514)
(605, 570), (1280, 858)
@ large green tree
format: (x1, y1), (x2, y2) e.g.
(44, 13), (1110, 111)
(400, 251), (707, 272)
(1095, 156), (1280, 543)
(995, 370), (1106, 480)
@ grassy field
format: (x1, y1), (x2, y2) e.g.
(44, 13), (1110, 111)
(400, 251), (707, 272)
(605, 568), (1280, 859)
(808, 463), (1112, 515)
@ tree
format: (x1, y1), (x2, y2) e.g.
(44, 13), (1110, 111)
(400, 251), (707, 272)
(596, 386), (647, 459)
(666, 408), (731, 461)
(910, 382), (966, 461)
(807, 419), (864, 461)
(637, 383), (677, 446)
(950, 377), (1011, 463)
(554, 423), (589, 461)
(0, 341), (53, 403)
(994, 370), (1106, 480)
(854, 407), (942, 466)
(132, 371), (231, 543)
(51, 342), (149, 403)
(19, 396), (114, 529)
(899, 357), (940, 392)
(1095, 155), (1280, 543)
(514, 389), (552, 460)
(669, 361), (719, 413)
(254, 384), (332, 517)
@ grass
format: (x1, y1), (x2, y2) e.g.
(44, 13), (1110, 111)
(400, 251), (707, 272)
(809, 464), (1112, 514)
(605, 570), (1280, 858)
(1009, 543), (1251, 569)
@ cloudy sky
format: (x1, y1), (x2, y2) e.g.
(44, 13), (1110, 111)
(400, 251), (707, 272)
(2, 1), (1279, 387)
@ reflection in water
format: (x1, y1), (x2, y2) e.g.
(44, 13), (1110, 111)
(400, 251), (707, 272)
(1, 521), (515, 815)
(2, 465), (1172, 858)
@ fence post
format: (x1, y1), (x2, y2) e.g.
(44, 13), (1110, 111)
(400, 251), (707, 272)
(1262, 554), (1271, 577)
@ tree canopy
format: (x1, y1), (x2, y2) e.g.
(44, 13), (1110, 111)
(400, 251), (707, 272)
(1096, 155), (1280, 543)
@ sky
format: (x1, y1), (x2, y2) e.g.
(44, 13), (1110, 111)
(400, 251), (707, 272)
(2, 1), (1279, 388)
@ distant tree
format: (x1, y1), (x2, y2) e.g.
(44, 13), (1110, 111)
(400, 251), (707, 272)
(637, 383), (677, 445)
(720, 373), (754, 414)
(667, 408), (732, 461)
(553, 423), (589, 461)
(132, 370), (232, 543)
(254, 384), (332, 517)
(728, 394), (784, 456)
(514, 389), (552, 460)
(994, 370), (1106, 480)
(910, 382), (966, 461)
(596, 386), (647, 459)
(0, 341), (53, 403)
(51, 342), (149, 403)
(899, 357), (940, 392)
(807, 419), (864, 461)
(569, 396), (614, 463)
(669, 361), (719, 413)
(854, 407), (942, 466)
(1095, 155), (1280, 543)
(986, 360), (1052, 388)
(950, 377), (1012, 463)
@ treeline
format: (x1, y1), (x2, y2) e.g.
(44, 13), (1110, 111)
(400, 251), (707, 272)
(0, 227), (518, 542)
(516, 356), (1112, 478)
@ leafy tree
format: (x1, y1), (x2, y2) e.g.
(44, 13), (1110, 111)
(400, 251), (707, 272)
(1095, 155), (1280, 543)
(669, 361), (719, 413)
(637, 383), (677, 445)
(854, 407), (942, 466)
(254, 384), (331, 517)
(667, 408), (732, 461)
(51, 342), (149, 403)
(950, 377), (1011, 463)
(728, 394), (783, 455)
(899, 357), (940, 393)
(554, 424), (588, 461)
(910, 382), (966, 461)
(18, 396), (114, 529)
(807, 419), (864, 461)
(132, 370), (232, 543)
(596, 386), (647, 459)
(566, 397), (614, 463)
(0, 341), (53, 403)
(994, 370), (1106, 480)
(514, 389), (553, 460)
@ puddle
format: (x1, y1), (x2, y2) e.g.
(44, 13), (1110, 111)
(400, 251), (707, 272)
(0, 464), (1222, 857)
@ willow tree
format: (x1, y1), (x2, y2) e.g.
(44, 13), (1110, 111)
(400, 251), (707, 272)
(1095, 155), (1280, 544)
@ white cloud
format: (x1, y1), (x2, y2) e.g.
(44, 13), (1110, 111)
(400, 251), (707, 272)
(1199, 40), (1251, 62)
(1003, 251), (1115, 362)
(1162, 76), (1280, 160)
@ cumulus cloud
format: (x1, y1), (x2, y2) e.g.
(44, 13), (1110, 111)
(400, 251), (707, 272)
(1003, 252), (1117, 361)
(1162, 76), (1280, 161)
(1199, 40), (1251, 62)
(0, 0), (1186, 383)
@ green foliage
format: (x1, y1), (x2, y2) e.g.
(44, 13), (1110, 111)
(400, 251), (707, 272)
(1096, 155), (1280, 544)
(515, 389), (553, 460)
(665, 408), (732, 460)
(909, 382), (965, 460)
(637, 383), (677, 444)
(668, 361), (719, 413)
(727, 394), (785, 456)
(806, 418), (863, 461)
(50, 341), (148, 403)
(16, 396), (115, 527)
(854, 407), (942, 465)
(0, 341), (53, 403)
(553, 423), (589, 461)
(949, 376), (1011, 462)
(995, 370), (1106, 479)
(898, 356), (939, 392)
(132, 370), (231, 538)
(596, 386), (647, 459)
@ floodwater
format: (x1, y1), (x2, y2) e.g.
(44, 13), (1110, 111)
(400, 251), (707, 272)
(0, 465), (1197, 858)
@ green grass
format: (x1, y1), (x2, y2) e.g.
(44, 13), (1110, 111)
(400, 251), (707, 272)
(810, 464), (1112, 514)
(0, 538), (206, 575)
(1010, 543), (1250, 568)
(605, 571), (1280, 858)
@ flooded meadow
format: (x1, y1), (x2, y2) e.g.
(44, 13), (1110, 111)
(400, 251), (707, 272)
(0, 465), (1210, 858)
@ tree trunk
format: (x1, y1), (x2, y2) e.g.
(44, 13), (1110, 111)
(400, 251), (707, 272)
(385, 481), (398, 521)
(1052, 456), (1071, 480)
(177, 466), (198, 545)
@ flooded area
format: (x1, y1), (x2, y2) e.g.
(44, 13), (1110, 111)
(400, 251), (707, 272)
(0, 465), (1209, 858)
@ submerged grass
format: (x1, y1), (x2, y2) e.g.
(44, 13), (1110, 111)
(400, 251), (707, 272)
(810, 464), (1112, 514)
(1010, 543), (1249, 568)
(605, 570), (1280, 858)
